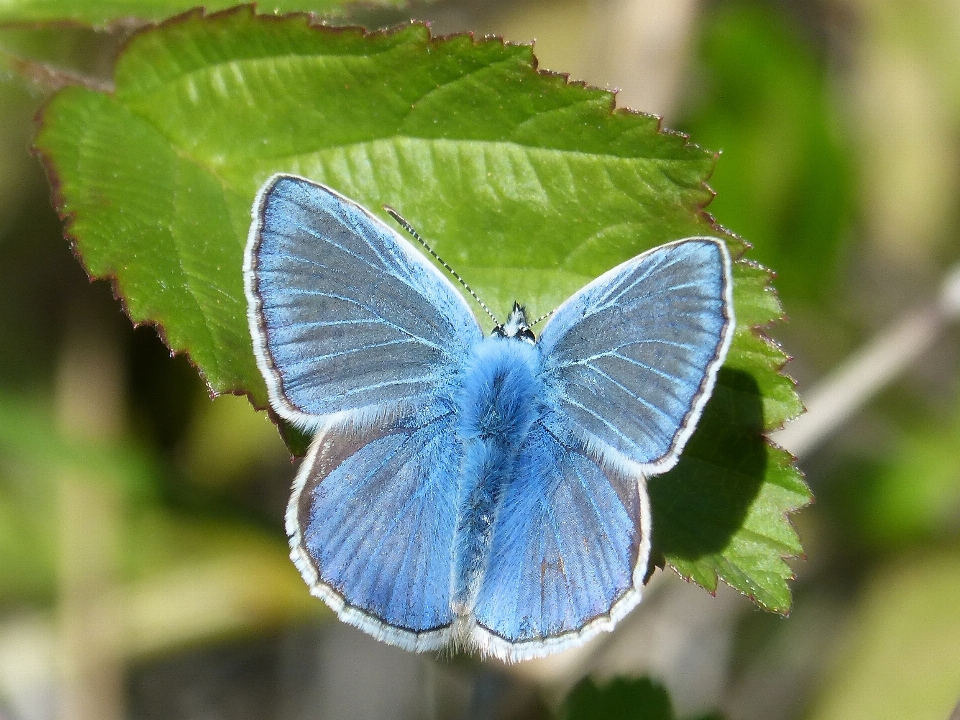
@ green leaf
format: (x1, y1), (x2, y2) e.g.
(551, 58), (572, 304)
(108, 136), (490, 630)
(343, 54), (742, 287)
(562, 677), (674, 720)
(0, 0), (403, 27)
(560, 677), (728, 720)
(33, 8), (808, 612)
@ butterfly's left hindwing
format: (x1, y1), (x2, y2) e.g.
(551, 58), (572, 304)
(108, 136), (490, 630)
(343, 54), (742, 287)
(287, 403), (461, 650)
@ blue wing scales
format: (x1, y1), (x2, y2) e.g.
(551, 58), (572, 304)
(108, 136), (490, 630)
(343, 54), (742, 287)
(537, 238), (734, 473)
(470, 414), (651, 661)
(287, 403), (461, 648)
(245, 174), (482, 427)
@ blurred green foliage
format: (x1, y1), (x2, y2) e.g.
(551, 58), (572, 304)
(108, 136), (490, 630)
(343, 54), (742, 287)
(679, 3), (854, 309)
(862, 406), (960, 545)
(806, 552), (960, 720)
(0, 0), (406, 26)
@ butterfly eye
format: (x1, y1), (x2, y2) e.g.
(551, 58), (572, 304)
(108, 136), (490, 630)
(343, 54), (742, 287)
(492, 325), (507, 338)
(517, 327), (536, 344)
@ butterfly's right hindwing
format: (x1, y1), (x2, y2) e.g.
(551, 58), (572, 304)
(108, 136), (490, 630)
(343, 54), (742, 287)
(470, 413), (651, 661)
(245, 174), (482, 427)
(287, 402), (462, 650)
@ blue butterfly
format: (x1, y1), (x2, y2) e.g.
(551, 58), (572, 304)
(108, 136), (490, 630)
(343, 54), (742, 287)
(244, 174), (734, 661)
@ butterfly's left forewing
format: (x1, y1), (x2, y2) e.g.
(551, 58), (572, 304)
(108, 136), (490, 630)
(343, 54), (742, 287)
(245, 174), (482, 429)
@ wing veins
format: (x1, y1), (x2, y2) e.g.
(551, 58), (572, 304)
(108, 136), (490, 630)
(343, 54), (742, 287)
(544, 501), (575, 631)
(290, 214), (395, 278)
(630, 338), (700, 352)
(289, 210), (430, 306)
(608, 281), (719, 309)
(559, 395), (639, 448)
(280, 337), (426, 369)
(273, 290), (448, 356)
(571, 453), (630, 587)
(582, 364), (678, 425)
(356, 443), (437, 604)
(552, 430), (630, 580)
(287, 318), (386, 330)
(578, 247), (716, 316)
(599, 260), (659, 309)
(332, 375), (441, 399)
(322, 432), (410, 582)
(609, 351), (700, 390)
(559, 344), (701, 381)
(269, 248), (332, 272)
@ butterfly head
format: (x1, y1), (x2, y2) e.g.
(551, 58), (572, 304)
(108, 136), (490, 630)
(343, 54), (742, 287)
(492, 302), (536, 344)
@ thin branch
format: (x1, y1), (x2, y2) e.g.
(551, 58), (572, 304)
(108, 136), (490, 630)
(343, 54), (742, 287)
(0, 48), (114, 93)
(771, 263), (960, 459)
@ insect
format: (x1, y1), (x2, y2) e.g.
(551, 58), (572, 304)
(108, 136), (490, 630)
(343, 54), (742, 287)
(244, 173), (734, 662)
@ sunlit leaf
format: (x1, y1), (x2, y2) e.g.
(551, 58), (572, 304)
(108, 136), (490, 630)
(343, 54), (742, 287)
(34, 8), (808, 612)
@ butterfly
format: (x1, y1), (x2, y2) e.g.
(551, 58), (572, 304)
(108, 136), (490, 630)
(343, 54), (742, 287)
(244, 173), (735, 662)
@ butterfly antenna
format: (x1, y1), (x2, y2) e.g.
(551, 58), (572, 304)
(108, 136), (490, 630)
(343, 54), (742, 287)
(384, 206), (500, 326)
(530, 309), (554, 327)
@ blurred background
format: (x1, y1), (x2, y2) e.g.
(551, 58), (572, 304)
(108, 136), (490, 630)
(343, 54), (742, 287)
(1, 0), (959, 718)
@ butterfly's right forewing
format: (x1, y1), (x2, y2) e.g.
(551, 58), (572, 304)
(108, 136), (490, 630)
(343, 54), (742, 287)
(245, 174), (482, 428)
(537, 238), (734, 474)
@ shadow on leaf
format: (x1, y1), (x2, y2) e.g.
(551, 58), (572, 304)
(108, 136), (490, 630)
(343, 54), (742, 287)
(649, 367), (766, 563)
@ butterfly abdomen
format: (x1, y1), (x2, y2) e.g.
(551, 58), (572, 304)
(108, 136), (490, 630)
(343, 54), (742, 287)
(451, 337), (542, 619)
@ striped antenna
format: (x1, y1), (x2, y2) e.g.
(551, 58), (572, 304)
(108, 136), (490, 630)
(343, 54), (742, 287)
(530, 309), (554, 327)
(384, 206), (500, 326)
